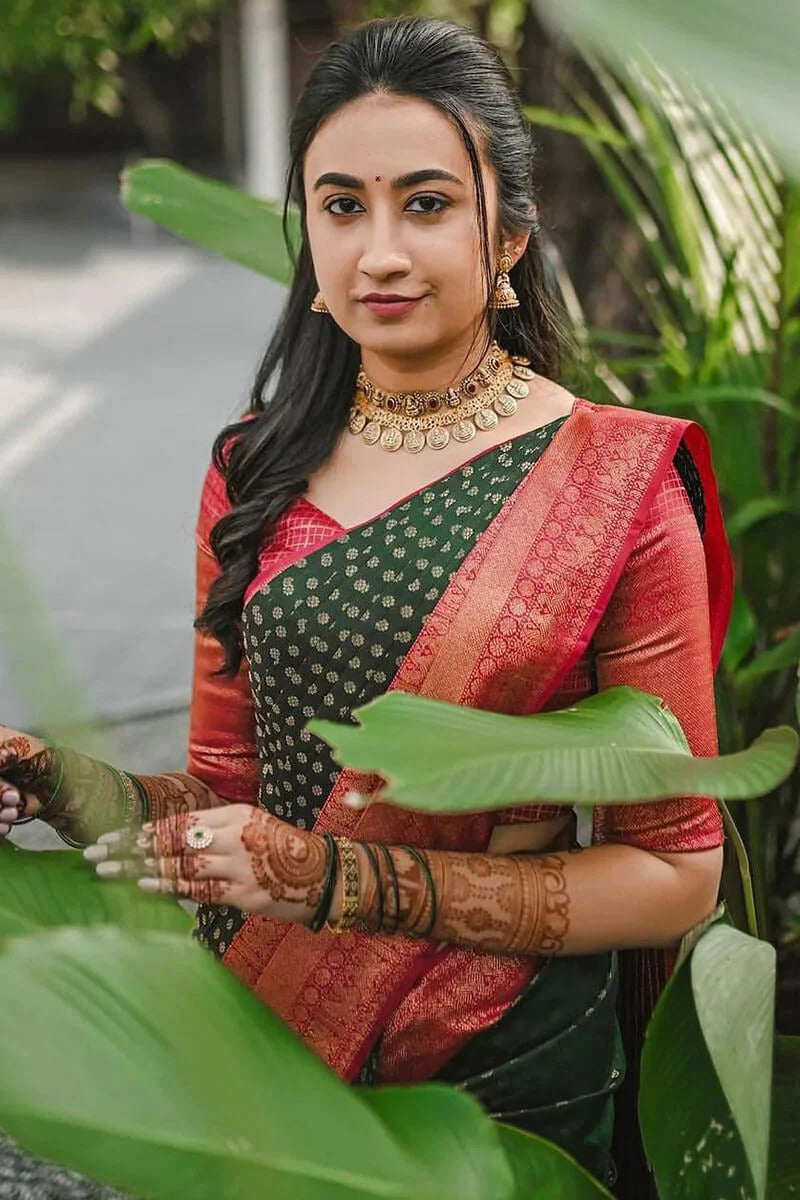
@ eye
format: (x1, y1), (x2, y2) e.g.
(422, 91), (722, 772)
(323, 196), (364, 216)
(406, 194), (451, 214)
(322, 194), (451, 217)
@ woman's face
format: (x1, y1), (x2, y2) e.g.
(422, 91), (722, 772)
(303, 93), (518, 377)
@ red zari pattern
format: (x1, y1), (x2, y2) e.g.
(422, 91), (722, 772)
(188, 399), (732, 1085)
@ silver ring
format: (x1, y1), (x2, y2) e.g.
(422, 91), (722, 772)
(185, 826), (213, 850)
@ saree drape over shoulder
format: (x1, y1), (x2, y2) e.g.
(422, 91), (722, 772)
(186, 397), (732, 1193)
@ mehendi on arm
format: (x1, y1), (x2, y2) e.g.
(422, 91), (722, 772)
(357, 843), (571, 955)
(0, 738), (227, 845)
(338, 836), (719, 956)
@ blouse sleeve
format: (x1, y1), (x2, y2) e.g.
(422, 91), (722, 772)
(185, 460), (260, 805)
(590, 460), (724, 851)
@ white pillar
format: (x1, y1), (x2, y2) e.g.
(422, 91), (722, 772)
(240, 0), (290, 202)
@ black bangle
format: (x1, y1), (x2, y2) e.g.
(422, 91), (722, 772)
(362, 843), (384, 934)
(308, 833), (338, 933)
(378, 844), (401, 936)
(401, 845), (437, 939)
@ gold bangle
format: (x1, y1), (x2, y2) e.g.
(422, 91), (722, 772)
(325, 837), (360, 934)
(111, 767), (143, 827)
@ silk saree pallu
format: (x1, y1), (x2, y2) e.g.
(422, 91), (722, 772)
(211, 397), (732, 1086)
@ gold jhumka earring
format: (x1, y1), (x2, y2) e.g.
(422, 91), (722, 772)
(490, 251), (520, 309)
(310, 291), (329, 313)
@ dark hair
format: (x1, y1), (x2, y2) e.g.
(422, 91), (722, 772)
(198, 14), (573, 674)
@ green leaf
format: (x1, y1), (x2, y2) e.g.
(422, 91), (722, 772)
(644, 386), (800, 423)
(522, 104), (630, 147)
(725, 497), (800, 540)
(718, 802), (760, 939)
(493, 1124), (613, 1199)
(120, 159), (298, 284)
(0, 841), (192, 940)
(722, 588), (758, 674)
(640, 923), (775, 1199)
(537, 0), (800, 180)
(306, 687), (799, 812)
(0, 508), (107, 753)
(735, 625), (800, 685)
(0, 928), (514, 1200)
(767, 1036), (800, 1198)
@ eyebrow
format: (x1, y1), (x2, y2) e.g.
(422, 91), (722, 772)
(312, 168), (464, 192)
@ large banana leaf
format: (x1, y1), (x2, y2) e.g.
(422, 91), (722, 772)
(0, 841), (192, 940)
(0, 926), (605, 1200)
(767, 1036), (800, 1198)
(306, 687), (798, 813)
(121, 160), (298, 284)
(536, 0), (800, 179)
(493, 1125), (611, 1199)
(639, 919), (775, 1199)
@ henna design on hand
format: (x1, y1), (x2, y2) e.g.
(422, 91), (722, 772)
(0, 740), (58, 809)
(241, 810), (328, 912)
(176, 878), (230, 904)
(1, 730), (225, 841)
(152, 812), (200, 859)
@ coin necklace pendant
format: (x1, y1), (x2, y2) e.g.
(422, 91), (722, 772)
(348, 347), (535, 452)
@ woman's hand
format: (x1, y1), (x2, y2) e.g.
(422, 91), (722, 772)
(83, 805), (330, 925)
(0, 727), (52, 838)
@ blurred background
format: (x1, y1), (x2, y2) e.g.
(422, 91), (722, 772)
(1, 0), (798, 1029)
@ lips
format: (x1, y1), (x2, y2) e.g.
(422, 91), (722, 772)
(361, 294), (420, 302)
(360, 294), (425, 318)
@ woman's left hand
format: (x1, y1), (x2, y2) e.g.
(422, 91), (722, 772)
(83, 805), (329, 924)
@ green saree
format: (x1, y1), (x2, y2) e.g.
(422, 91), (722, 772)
(188, 398), (726, 1197)
(193, 413), (622, 1188)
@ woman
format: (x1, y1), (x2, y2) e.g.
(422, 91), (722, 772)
(0, 15), (732, 1196)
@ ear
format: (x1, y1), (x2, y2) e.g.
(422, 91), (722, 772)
(502, 203), (538, 266)
(503, 231), (531, 268)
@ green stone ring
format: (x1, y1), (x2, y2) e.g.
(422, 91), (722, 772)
(185, 826), (213, 850)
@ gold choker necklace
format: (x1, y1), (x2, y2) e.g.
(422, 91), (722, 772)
(347, 341), (536, 453)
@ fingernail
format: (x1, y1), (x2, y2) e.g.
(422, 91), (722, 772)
(138, 877), (160, 892)
(97, 830), (124, 845)
(96, 860), (122, 877)
(3, 789), (19, 805)
(141, 822), (154, 834)
(83, 844), (109, 863)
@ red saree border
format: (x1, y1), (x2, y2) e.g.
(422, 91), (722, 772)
(222, 398), (733, 1081)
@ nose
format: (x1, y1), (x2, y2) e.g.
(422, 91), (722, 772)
(357, 210), (412, 282)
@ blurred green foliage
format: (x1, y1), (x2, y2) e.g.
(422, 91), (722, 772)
(0, 0), (227, 128)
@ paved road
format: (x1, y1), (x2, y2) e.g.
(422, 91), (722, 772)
(1, 155), (284, 851)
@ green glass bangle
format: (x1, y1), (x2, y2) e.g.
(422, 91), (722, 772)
(362, 843), (385, 934)
(308, 833), (338, 933)
(378, 844), (401, 936)
(34, 745), (66, 822)
(401, 845), (438, 939)
(104, 764), (132, 827)
(131, 775), (150, 823)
